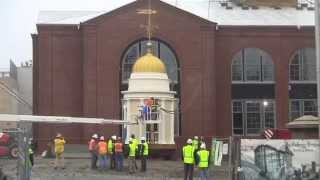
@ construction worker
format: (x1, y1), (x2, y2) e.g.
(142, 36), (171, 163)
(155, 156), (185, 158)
(89, 134), (98, 169)
(182, 138), (195, 180)
(98, 136), (108, 170)
(192, 136), (200, 152)
(114, 137), (124, 171)
(128, 138), (137, 174)
(131, 134), (139, 170)
(54, 133), (66, 170)
(196, 143), (210, 180)
(138, 137), (149, 172)
(28, 138), (36, 167)
(108, 135), (116, 169)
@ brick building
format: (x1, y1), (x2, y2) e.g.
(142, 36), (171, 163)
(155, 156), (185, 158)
(32, 0), (317, 150)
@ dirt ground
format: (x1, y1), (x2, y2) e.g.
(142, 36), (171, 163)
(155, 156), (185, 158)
(1, 157), (230, 180)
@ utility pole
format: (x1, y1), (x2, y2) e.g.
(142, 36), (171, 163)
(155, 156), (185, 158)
(315, 0), (320, 138)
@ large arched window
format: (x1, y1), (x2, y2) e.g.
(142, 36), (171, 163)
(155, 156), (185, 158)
(121, 40), (179, 85)
(232, 48), (274, 82)
(289, 48), (317, 120)
(289, 48), (316, 82)
(231, 48), (275, 136)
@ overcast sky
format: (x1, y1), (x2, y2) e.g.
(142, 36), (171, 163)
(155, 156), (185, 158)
(0, 0), (154, 70)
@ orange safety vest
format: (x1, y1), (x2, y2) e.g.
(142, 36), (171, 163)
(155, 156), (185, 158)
(114, 142), (123, 153)
(88, 139), (97, 151)
(98, 141), (108, 155)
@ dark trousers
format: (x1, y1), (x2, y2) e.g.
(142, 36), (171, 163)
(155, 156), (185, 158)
(91, 152), (98, 169)
(29, 154), (34, 166)
(140, 155), (147, 172)
(184, 163), (194, 180)
(110, 153), (115, 169)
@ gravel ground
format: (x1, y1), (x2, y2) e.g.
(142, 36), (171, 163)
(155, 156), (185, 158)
(0, 157), (230, 180)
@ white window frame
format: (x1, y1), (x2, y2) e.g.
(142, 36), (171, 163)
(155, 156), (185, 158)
(231, 48), (275, 83)
(289, 48), (316, 83)
(289, 99), (318, 121)
(232, 99), (276, 136)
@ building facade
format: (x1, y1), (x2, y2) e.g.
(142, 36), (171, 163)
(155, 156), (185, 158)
(32, 0), (316, 150)
(0, 61), (33, 129)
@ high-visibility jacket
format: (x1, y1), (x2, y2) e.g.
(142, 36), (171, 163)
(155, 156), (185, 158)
(88, 139), (97, 151)
(132, 138), (138, 147)
(115, 142), (123, 153)
(197, 150), (209, 168)
(108, 140), (114, 154)
(192, 139), (199, 150)
(129, 143), (136, 157)
(183, 145), (195, 164)
(54, 138), (66, 154)
(142, 142), (149, 156)
(98, 141), (108, 155)
(29, 148), (34, 155)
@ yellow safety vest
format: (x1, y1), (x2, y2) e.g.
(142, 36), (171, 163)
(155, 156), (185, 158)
(108, 140), (113, 154)
(54, 138), (66, 154)
(197, 150), (209, 168)
(192, 139), (199, 150)
(129, 143), (136, 157)
(132, 138), (138, 147)
(143, 142), (149, 156)
(183, 145), (195, 164)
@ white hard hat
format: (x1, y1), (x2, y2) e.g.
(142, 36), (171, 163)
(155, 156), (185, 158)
(111, 135), (117, 140)
(194, 136), (199, 140)
(200, 143), (206, 149)
(187, 139), (192, 144)
(100, 136), (105, 141)
(92, 134), (98, 139)
(141, 137), (146, 141)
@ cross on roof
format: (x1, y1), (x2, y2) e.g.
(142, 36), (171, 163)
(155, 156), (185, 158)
(137, 0), (158, 46)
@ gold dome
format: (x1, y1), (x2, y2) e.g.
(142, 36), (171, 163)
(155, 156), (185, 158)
(132, 53), (166, 73)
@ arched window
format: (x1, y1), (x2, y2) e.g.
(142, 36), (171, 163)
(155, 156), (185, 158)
(289, 48), (317, 121)
(232, 48), (274, 82)
(289, 48), (316, 82)
(121, 40), (178, 84)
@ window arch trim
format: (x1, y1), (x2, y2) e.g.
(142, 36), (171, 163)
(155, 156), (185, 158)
(289, 47), (316, 83)
(231, 47), (275, 83)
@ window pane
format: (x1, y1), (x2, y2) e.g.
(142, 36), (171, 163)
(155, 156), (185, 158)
(302, 48), (316, 81)
(233, 101), (243, 135)
(304, 100), (317, 116)
(290, 100), (301, 121)
(122, 44), (139, 81)
(246, 102), (261, 134)
(264, 101), (275, 128)
(141, 40), (158, 57)
(160, 43), (178, 83)
(245, 48), (261, 81)
(290, 54), (301, 81)
(262, 58), (274, 81)
(290, 48), (316, 81)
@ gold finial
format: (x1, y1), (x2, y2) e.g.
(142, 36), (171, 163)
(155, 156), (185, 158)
(137, 0), (158, 53)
